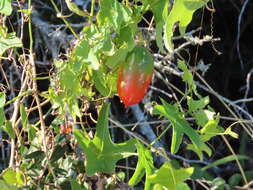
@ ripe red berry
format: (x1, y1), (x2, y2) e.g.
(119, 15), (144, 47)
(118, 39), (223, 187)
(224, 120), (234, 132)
(117, 46), (154, 107)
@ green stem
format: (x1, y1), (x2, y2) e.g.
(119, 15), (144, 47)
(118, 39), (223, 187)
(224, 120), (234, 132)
(5, 90), (33, 106)
(89, 0), (95, 24)
(50, 0), (80, 40)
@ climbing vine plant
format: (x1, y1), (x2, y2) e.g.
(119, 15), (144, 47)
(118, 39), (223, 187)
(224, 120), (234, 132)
(0, 0), (245, 189)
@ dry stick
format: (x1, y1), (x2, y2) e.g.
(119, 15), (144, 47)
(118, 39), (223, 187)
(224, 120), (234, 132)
(195, 179), (210, 190)
(236, 0), (250, 70)
(27, 2), (60, 188)
(242, 180), (253, 189)
(109, 117), (170, 162)
(7, 0), (30, 167)
(173, 35), (220, 56)
(9, 73), (29, 168)
(0, 62), (10, 89)
(193, 6), (204, 70)
(26, 0), (47, 154)
(0, 130), (5, 163)
(233, 97), (253, 105)
(222, 136), (249, 185)
(30, 55), (47, 152)
(241, 68), (253, 110)
(130, 104), (166, 164)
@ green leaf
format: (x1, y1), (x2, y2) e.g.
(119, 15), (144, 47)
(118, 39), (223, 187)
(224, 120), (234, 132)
(116, 24), (137, 49)
(150, 0), (169, 53)
(59, 65), (83, 99)
(74, 39), (99, 70)
(202, 155), (251, 171)
(92, 67), (117, 97)
(0, 180), (18, 190)
(106, 71), (118, 95)
(24, 150), (45, 160)
(0, 106), (5, 127)
(65, 0), (89, 17)
(102, 32), (115, 56)
(0, 92), (6, 108)
(0, 32), (22, 56)
(187, 95), (215, 127)
(153, 99), (211, 159)
(199, 117), (238, 142)
(228, 173), (242, 187)
(74, 103), (136, 176)
(153, 184), (164, 190)
(223, 126), (238, 139)
(97, 0), (132, 33)
(199, 118), (223, 142)
(2, 168), (16, 185)
(20, 104), (28, 130)
(148, 162), (194, 190)
(128, 142), (154, 189)
(2, 120), (15, 139)
(2, 168), (25, 187)
(50, 145), (68, 162)
(211, 177), (225, 190)
(164, 0), (208, 51)
(191, 166), (214, 181)
(178, 60), (196, 92)
(188, 96), (209, 114)
(0, 0), (12, 16)
(71, 179), (85, 190)
(105, 43), (132, 69)
(92, 69), (110, 96)
(194, 109), (215, 127)
(69, 100), (81, 118)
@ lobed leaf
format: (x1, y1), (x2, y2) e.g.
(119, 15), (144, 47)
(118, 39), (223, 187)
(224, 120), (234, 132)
(0, 0), (12, 16)
(153, 98), (211, 159)
(164, 0), (208, 51)
(148, 162), (194, 190)
(74, 103), (136, 176)
(97, 0), (132, 33)
(128, 142), (154, 190)
(1, 168), (25, 187)
(0, 32), (22, 56)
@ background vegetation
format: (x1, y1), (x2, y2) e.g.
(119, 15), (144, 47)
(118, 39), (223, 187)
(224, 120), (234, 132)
(0, 0), (253, 189)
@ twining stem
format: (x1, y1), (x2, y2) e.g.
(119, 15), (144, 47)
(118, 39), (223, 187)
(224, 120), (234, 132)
(27, 1), (60, 188)
(27, 0), (47, 153)
(9, 74), (28, 168)
(50, 0), (80, 40)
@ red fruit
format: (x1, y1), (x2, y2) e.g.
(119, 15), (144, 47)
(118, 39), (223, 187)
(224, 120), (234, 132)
(117, 46), (154, 107)
(60, 122), (72, 134)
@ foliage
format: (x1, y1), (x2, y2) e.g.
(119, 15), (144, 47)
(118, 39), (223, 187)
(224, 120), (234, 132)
(0, 0), (250, 189)
(164, 0), (208, 51)
(74, 103), (136, 176)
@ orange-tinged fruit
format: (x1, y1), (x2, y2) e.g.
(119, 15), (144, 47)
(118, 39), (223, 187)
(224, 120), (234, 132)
(117, 46), (154, 107)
